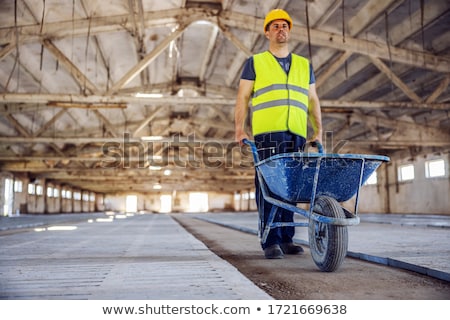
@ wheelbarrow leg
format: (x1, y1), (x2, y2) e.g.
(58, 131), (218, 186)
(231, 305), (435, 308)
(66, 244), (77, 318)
(260, 205), (278, 246)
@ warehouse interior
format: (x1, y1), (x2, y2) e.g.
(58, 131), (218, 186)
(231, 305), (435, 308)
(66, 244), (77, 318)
(1, 0), (449, 216)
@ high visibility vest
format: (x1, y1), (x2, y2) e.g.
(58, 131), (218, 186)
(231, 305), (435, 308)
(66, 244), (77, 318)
(251, 51), (310, 138)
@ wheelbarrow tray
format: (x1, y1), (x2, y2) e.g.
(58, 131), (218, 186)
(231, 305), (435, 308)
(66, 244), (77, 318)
(255, 152), (389, 203)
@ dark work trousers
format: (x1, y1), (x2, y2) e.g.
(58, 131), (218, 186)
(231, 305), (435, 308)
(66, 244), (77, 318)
(254, 131), (306, 249)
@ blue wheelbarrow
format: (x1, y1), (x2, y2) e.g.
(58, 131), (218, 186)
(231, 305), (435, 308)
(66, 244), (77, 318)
(244, 139), (389, 272)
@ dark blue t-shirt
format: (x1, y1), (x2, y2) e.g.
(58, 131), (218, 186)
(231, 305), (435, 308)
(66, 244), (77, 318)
(240, 53), (315, 84)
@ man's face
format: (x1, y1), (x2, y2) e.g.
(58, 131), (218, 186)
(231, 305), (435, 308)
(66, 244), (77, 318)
(265, 19), (290, 43)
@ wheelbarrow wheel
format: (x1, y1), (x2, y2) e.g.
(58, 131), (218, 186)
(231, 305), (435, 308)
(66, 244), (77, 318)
(308, 196), (348, 272)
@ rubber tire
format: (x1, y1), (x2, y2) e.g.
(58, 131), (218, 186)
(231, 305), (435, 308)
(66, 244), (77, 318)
(308, 196), (348, 272)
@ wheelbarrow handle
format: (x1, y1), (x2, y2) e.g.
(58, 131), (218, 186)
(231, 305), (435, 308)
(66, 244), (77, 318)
(310, 140), (324, 154)
(243, 138), (324, 162)
(242, 138), (260, 163)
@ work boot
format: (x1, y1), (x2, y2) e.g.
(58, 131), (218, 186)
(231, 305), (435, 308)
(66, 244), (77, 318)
(263, 244), (284, 259)
(280, 242), (304, 255)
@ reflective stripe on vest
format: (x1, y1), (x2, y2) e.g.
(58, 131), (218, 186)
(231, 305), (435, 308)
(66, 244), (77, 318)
(251, 51), (310, 137)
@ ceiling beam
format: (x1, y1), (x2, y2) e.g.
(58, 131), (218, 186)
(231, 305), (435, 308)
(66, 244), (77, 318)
(218, 23), (253, 86)
(349, 140), (450, 148)
(2, 8), (449, 73)
(0, 8), (189, 44)
(316, 51), (352, 87)
(369, 56), (422, 103)
(0, 140), (447, 166)
(32, 109), (67, 137)
(0, 155), (252, 164)
(3, 114), (32, 137)
(221, 11), (450, 73)
(314, 0), (402, 85)
(0, 136), (235, 144)
(118, 81), (237, 98)
(292, 0), (342, 62)
(42, 39), (100, 95)
(132, 106), (164, 137)
(93, 110), (119, 138)
(2, 93), (449, 110)
(127, 0), (149, 87)
(1, 134), (449, 148)
(426, 74), (450, 103)
(347, 0), (404, 37)
(199, 24), (219, 82)
(311, 0), (343, 28)
(318, 1), (450, 98)
(46, 102), (127, 109)
(79, 0), (114, 91)
(107, 23), (189, 94)
(0, 42), (16, 61)
(221, 29), (251, 53)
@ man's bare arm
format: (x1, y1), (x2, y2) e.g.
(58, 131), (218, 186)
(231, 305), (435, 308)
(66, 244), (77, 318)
(234, 79), (254, 143)
(308, 83), (323, 144)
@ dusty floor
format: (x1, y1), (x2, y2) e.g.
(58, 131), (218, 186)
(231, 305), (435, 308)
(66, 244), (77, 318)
(174, 215), (450, 300)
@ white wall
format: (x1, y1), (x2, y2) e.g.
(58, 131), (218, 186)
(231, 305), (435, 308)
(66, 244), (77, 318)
(344, 153), (449, 215)
(387, 154), (449, 214)
(0, 174), (99, 214)
(343, 164), (389, 214)
(208, 192), (234, 212)
(104, 191), (234, 213)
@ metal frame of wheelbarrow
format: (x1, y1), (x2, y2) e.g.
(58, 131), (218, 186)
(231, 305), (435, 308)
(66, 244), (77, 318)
(244, 139), (380, 245)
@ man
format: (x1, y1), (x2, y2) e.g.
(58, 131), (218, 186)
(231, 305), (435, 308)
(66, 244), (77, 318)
(234, 9), (323, 259)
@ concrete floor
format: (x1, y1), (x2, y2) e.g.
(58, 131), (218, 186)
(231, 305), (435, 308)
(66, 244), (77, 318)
(0, 211), (449, 299)
(0, 213), (271, 299)
(195, 212), (450, 282)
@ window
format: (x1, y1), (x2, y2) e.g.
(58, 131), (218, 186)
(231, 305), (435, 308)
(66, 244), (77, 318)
(365, 172), (378, 185)
(28, 183), (35, 195)
(73, 192), (81, 200)
(398, 164), (415, 182)
(63, 190), (72, 199)
(14, 180), (23, 193)
(53, 188), (59, 198)
(126, 195), (137, 213)
(425, 159), (446, 178)
(241, 192), (257, 200)
(160, 195), (172, 213)
(47, 187), (53, 197)
(36, 185), (43, 196)
(3, 178), (13, 216)
(189, 192), (208, 212)
(82, 192), (89, 202)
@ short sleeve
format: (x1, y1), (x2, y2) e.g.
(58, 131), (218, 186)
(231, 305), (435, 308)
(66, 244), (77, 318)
(240, 57), (256, 80)
(309, 63), (316, 84)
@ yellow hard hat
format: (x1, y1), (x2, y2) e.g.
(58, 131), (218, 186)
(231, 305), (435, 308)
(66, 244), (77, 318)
(263, 9), (293, 32)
